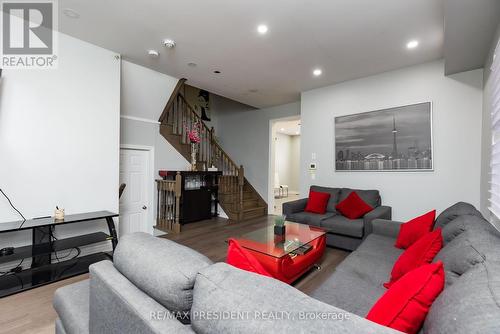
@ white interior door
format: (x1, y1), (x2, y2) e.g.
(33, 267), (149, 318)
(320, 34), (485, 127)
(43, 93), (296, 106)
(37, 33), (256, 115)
(119, 148), (151, 236)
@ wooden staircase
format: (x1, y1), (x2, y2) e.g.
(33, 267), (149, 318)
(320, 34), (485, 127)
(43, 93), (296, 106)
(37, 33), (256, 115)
(158, 79), (267, 222)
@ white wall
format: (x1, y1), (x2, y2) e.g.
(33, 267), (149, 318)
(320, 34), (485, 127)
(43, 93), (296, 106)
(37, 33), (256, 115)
(274, 132), (300, 193)
(301, 60), (483, 221)
(217, 102), (301, 203)
(274, 133), (293, 189)
(120, 60), (190, 173)
(290, 135), (301, 192)
(0, 33), (121, 260)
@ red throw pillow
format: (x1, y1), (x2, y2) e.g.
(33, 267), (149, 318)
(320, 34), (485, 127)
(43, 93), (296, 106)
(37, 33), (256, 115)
(304, 190), (330, 214)
(384, 228), (442, 288)
(395, 210), (436, 249)
(367, 262), (445, 334)
(335, 191), (373, 219)
(226, 239), (273, 278)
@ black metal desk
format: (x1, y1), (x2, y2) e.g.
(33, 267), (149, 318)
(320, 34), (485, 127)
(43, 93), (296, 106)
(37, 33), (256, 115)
(0, 211), (118, 297)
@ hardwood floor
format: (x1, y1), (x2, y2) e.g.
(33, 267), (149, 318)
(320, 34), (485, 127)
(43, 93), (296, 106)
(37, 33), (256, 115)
(0, 274), (88, 334)
(0, 216), (348, 333)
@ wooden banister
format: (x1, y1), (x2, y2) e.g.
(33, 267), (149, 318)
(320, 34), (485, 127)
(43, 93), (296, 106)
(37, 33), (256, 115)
(158, 78), (187, 123)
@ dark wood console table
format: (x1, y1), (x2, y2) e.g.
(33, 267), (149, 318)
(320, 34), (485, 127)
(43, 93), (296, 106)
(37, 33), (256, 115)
(0, 211), (118, 297)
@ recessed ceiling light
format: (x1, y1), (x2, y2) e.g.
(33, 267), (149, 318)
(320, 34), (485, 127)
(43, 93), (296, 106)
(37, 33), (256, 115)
(63, 8), (80, 19)
(213, 70), (221, 74)
(163, 39), (176, 48)
(187, 62), (197, 67)
(257, 24), (268, 35)
(313, 68), (322, 77)
(280, 128), (285, 131)
(406, 40), (419, 49)
(296, 131), (300, 135)
(148, 50), (159, 57)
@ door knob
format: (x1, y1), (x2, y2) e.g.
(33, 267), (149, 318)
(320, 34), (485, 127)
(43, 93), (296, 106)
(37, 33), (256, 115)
(142, 205), (147, 210)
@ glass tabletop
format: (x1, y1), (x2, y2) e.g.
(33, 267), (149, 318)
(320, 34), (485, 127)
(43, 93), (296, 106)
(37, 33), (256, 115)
(232, 221), (326, 258)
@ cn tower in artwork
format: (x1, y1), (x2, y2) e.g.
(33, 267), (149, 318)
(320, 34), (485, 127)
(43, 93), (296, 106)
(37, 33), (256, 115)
(392, 115), (398, 159)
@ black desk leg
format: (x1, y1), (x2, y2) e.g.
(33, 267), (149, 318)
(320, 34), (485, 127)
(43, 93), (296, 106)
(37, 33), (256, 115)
(106, 217), (118, 250)
(32, 226), (53, 268)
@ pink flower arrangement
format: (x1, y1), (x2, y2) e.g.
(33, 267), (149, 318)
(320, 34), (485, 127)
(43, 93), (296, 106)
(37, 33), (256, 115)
(186, 122), (201, 144)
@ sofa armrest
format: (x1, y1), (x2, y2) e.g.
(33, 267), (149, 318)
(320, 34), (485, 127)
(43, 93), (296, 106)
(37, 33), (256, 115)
(89, 260), (194, 334)
(372, 219), (404, 238)
(363, 206), (392, 237)
(282, 198), (308, 217)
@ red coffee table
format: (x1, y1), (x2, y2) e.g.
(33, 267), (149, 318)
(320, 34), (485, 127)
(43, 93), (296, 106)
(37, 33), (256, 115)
(232, 221), (326, 284)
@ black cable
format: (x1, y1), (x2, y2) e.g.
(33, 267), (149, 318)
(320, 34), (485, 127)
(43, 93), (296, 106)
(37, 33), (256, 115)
(0, 258), (24, 276)
(0, 188), (27, 228)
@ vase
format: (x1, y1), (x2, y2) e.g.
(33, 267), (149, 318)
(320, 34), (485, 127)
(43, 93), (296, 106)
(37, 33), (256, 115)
(274, 225), (286, 236)
(191, 143), (198, 171)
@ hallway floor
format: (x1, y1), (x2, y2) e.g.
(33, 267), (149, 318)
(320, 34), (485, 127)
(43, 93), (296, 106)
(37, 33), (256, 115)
(273, 192), (300, 215)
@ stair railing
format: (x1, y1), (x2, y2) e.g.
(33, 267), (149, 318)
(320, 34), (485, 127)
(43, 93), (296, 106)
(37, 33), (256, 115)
(155, 172), (182, 233)
(159, 85), (244, 213)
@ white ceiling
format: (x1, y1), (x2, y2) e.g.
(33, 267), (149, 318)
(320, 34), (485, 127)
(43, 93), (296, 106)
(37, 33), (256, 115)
(444, 0), (500, 75)
(57, 0), (445, 108)
(275, 119), (301, 136)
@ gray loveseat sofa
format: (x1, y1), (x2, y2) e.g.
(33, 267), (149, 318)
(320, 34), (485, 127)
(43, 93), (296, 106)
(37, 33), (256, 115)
(54, 202), (500, 333)
(283, 186), (392, 250)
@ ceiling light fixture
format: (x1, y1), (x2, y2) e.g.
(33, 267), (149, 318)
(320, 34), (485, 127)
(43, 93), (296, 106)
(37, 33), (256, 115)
(280, 128), (285, 131)
(148, 50), (159, 57)
(63, 8), (80, 19)
(406, 40), (419, 49)
(296, 131), (300, 135)
(313, 68), (322, 77)
(213, 70), (221, 74)
(163, 39), (176, 48)
(257, 24), (268, 35)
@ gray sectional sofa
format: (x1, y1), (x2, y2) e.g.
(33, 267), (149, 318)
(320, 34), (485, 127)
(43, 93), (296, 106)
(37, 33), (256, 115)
(54, 202), (500, 334)
(283, 186), (392, 250)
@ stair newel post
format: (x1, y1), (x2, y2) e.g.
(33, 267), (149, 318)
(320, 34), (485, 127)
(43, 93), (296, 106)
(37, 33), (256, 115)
(238, 165), (244, 211)
(210, 127), (215, 168)
(173, 172), (182, 234)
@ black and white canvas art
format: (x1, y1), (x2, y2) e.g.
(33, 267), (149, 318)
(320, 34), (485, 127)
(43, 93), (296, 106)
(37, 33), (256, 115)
(335, 102), (433, 171)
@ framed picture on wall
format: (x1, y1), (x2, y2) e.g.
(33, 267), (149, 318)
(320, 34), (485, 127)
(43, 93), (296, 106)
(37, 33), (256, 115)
(334, 102), (433, 171)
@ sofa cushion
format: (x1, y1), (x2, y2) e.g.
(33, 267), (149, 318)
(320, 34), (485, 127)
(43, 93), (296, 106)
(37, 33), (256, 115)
(192, 262), (399, 334)
(113, 232), (213, 313)
(441, 214), (496, 244)
(335, 191), (373, 219)
(287, 211), (335, 227)
(310, 186), (341, 212)
(53, 279), (90, 334)
(321, 215), (364, 238)
(395, 210), (436, 249)
(356, 234), (403, 264)
(384, 229), (442, 288)
(367, 262), (445, 334)
(310, 251), (392, 316)
(304, 190), (331, 214)
(434, 202), (483, 230)
(424, 261), (500, 334)
(339, 188), (380, 209)
(434, 229), (487, 285)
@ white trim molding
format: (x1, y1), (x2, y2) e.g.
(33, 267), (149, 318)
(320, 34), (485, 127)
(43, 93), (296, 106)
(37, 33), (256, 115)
(121, 115), (160, 125)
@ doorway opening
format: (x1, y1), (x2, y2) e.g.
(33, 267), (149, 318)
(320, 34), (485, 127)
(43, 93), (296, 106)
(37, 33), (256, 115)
(269, 117), (301, 215)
